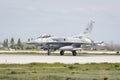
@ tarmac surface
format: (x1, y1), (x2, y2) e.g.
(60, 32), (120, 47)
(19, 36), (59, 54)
(0, 54), (120, 64)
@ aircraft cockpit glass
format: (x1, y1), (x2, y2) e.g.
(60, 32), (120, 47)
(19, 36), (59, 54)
(37, 35), (52, 38)
(74, 36), (83, 39)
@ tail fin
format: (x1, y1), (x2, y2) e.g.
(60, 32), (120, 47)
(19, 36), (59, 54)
(83, 20), (94, 35)
(74, 20), (95, 38)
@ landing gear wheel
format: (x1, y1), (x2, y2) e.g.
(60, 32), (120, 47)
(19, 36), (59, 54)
(72, 51), (77, 56)
(60, 51), (64, 56)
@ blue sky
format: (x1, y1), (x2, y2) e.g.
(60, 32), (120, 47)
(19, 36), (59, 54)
(0, 0), (120, 44)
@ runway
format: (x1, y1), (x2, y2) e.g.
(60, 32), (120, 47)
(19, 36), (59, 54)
(0, 54), (120, 64)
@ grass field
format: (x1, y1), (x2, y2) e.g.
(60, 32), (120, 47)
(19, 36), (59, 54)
(0, 63), (120, 80)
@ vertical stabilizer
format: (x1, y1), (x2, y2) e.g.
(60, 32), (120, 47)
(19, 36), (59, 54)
(82, 20), (95, 37)
(74, 20), (95, 38)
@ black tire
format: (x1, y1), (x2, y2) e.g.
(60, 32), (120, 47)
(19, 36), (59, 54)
(116, 51), (119, 54)
(72, 51), (77, 56)
(60, 51), (64, 56)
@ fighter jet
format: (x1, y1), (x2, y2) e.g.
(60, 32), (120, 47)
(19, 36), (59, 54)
(27, 21), (95, 56)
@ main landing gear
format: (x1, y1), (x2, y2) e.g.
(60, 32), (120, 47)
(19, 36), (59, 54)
(60, 50), (77, 56)
(72, 51), (77, 56)
(47, 49), (77, 56)
(60, 51), (64, 55)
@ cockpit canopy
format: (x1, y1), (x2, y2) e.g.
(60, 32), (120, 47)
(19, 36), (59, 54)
(37, 34), (52, 38)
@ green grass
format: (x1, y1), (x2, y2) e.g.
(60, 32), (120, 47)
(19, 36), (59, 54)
(0, 63), (120, 80)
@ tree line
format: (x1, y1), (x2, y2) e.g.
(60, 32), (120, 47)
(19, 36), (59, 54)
(3, 38), (23, 50)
